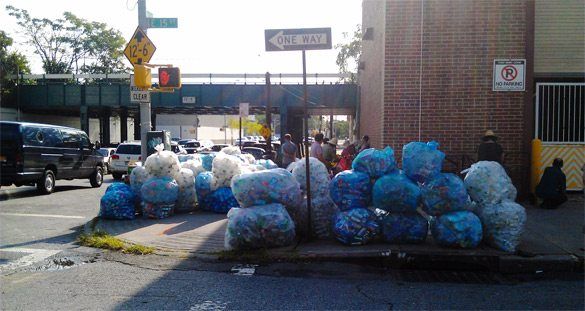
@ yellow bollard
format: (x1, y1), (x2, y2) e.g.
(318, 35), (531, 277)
(530, 139), (542, 194)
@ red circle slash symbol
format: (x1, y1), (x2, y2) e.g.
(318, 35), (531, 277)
(501, 65), (517, 81)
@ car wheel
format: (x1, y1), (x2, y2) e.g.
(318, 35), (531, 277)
(112, 172), (123, 180)
(90, 166), (103, 188)
(37, 170), (55, 194)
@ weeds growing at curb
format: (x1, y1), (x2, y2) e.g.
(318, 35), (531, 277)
(78, 230), (154, 255)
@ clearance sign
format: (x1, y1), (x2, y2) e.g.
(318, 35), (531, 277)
(493, 59), (526, 91)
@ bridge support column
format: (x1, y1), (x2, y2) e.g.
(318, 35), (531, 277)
(80, 106), (89, 136)
(100, 108), (111, 146)
(120, 108), (128, 143)
(133, 114), (141, 141)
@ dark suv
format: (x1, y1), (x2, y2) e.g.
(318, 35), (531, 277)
(0, 121), (104, 194)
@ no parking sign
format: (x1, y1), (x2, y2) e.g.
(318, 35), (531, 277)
(493, 59), (526, 91)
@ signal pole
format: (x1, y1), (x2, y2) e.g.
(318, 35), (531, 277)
(137, 0), (151, 162)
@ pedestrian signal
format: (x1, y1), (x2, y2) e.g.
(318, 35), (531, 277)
(158, 67), (181, 88)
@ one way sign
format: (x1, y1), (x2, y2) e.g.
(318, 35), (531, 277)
(265, 28), (331, 51)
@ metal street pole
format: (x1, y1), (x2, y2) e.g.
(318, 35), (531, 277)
(137, 0), (151, 162)
(302, 49), (312, 240)
(239, 117), (242, 150)
(265, 72), (272, 157)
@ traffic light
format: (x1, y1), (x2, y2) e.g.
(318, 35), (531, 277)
(134, 65), (152, 89)
(158, 67), (181, 88)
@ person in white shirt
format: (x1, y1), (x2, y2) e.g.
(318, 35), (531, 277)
(309, 133), (325, 164)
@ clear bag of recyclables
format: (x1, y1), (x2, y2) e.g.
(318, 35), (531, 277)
(478, 201), (526, 252)
(225, 203), (296, 250)
(203, 187), (240, 214)
(402, 141), (445, 183)
(175, 168), (197, 213)
(231, 168), (303, 208)
(212, 153), (243, 188)
(140, 176), (179, 205)
(380, 212), (428, 244)
(144, 144), (181, 178)
(130, 166), (150, 198)
(329, 170), (372, 211)
(99, 183), (136, 220)
(420, 172), (470, 216)
(463, 161), (517, 205)
(220, 146), (242, 156)
(292, 157), (330, 196)
(351, 147), (397, 178)
(305, 195), (339, 240)
(333, 208), (380, 246)
(238, 153), (256, 165)
(181, 159), (206, 179)
(372, 172), (421, 213)
(431, 211), (483, 249)
(255, 159), (278, 169)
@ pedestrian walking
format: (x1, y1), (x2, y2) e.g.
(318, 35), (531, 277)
(281, 134), (297, 169)
(310, 133), (326, 164)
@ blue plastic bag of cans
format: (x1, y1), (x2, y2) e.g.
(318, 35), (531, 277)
(195, 171), (217, 211)
(402, 141), (445, 183)
(333, 208), (380, 246)
(201, 153), (217, 171)
(431, 211), (483, 248)
(420, 173), (470, 216)
(292, 157), (331, 196)
(255, 159), (278, 169)
(140, 176), (179, 219)
(224, 203), (296, 250)
(130, 166), (149, 198)
(204, 187), (240, 214)
(304, 195), (339, 240)
(380, 212), (428, 244)
(231, 168), (303, 208)
(463, 161), (517, 205)
(372, 172), (421, 213)
(352, 147), (397, 178)
(99, 183), (136, 220)
(478, 201), (526, 252)
(329, 170), (372, 211)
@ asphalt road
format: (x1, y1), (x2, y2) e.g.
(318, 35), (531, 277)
(1, 178), (583, 310)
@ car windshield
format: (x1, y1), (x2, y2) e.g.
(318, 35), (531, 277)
(97, 149), (109, 157)
(116, 144), (141, 154)
(184, 142), (200, 148)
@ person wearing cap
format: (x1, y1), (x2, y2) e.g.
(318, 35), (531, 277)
(536, 158), (568, 209)
(322, 138), (337, 163)
(477, 130), (504, 164)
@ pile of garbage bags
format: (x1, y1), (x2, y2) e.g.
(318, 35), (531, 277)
(225, 204), (296, 250)
(402, 141), (445, 183)
(463, 161), (525, 252)
(99, 183), (136, 220)
(175, 168), (197, 213)
(333, 208), (380, 245)
(291, 157), (330, 196)
(329, 170), (371, 211)
(352, 147), (397, 178)
(141, 176), (179, 219)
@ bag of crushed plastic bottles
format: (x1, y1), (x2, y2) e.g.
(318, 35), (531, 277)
(238, 153), (256, 165)
(231, 168), (303, 208)
(333, 208), (380, 246)
(129, 166), (150, 198)
(303, 195), (339, 240)
(140, 177), (178, 219)
(256, 159), (278, 169)
(178, 154), (199, 163)
(175, 168), (197, 213)
(212, 153), (243, 188)
(99, 183), (136, 220)
(431, 211), (483, 248)
(478, 201), (526, 252)
(292, 157), (330, 196)
(201, 153), (217, 171)
(352, 147), (397, 178)
(181, 160), (206, 179)
(195, 171), (218, 211)
(420, 173), (470, 216)
(144, 144), (181, 178)
(329, 170), (372, 211)
(221, 146), (241, 156)
(224, 203), (296, 250)
(372, 172), (421, 213)
(380, 212), (428, 244)
(202, 187), (240, 214)
(402, 141), (445, 183)
(463, 161), (517, 205)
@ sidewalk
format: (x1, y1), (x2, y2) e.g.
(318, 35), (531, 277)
(88, 194), (584, 273)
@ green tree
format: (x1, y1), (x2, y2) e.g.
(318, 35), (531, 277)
(0, 30), (31, 104)
(6, 6), (128, 74)
(335, 24), (362, 83)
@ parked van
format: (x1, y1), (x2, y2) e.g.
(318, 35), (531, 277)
(0, 121), (104, 194)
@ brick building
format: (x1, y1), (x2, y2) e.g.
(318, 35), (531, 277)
(359, 0), (585, 195)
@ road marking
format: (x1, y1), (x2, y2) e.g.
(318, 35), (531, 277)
(0, 213), (85, 219)
(0, 247), (61, 271)
(231, 264), (257, 276)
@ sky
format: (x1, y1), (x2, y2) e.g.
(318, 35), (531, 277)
(0, 0), (362, 77)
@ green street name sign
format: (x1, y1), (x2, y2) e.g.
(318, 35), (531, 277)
(148, 18), (178, 28)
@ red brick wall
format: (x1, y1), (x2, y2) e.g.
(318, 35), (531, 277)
(381, 0), (529, 187)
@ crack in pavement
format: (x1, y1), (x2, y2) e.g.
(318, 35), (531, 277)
(355, 283), (394, 310)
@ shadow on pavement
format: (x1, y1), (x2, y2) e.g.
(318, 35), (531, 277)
(0, 185), (90, 201)
(0, 227), (82, 249)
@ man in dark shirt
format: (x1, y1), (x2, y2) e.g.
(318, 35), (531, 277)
(477, 130), (504, 164)
(536, 158), (568, 209)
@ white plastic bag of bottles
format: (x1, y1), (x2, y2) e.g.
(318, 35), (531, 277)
(144, 144), (181, 178)
(478, 201), (526, 252)
(463, 161), (517, 205)
(175, 168), (197, 213)
(212, 153), (243, 188)
(291, 157), (330, 196)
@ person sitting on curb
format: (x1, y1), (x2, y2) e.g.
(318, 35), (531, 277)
(536, 158), (568, 209)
